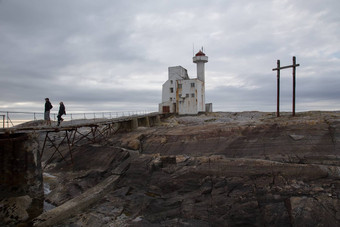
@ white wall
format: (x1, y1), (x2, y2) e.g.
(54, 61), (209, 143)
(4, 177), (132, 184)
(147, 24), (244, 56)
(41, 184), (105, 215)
(177, 79), (204, 115)
(160, 66), (206, 114)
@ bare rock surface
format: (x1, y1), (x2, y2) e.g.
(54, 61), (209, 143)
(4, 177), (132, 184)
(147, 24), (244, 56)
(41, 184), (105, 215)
(0, 195), (32, 225)
(36, 111), (340, 226)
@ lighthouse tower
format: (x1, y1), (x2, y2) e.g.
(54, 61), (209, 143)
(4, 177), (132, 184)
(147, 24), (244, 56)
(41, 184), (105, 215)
(193, 49), (208, 112)
(193, 49), (208, 82)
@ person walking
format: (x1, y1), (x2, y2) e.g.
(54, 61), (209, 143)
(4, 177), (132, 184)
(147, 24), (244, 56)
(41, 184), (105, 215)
(44, 98), (53, 126)
(57, 102), (66, 126)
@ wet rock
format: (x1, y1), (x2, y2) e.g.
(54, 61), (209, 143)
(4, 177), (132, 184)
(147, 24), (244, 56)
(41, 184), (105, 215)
(200, 176), (213, 195)
(160, 156), (176, 165)
(289, 196), (340, 226)
(262, 202), (290, 226)
(0, 195), (32, 225)
(289, 134), (305, 141)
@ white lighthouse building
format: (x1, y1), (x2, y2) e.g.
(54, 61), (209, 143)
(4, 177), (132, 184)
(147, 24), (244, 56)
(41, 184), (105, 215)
(159, 50), (209, 115)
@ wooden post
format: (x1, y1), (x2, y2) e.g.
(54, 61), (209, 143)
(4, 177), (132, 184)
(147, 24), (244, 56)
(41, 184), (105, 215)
(276, 60), (280, 117)
(292, 56), (296, 116)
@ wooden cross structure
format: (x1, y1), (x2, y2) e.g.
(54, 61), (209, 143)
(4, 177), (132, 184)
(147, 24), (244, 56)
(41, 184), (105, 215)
(272, 56), (300, 117)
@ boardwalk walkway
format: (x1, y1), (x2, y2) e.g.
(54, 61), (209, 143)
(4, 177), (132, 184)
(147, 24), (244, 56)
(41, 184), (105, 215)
(0, 112), (162, 168)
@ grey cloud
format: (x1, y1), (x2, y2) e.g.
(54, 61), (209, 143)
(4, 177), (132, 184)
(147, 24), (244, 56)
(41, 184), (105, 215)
(1, 0), (340, 113)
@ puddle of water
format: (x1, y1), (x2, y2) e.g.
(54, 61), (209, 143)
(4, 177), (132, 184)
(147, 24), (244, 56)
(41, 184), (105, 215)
(43, 172), (56, 212)
(44, 182), (52, 195)
(43, 200), (56, 212)
(43, 172), (57, 179)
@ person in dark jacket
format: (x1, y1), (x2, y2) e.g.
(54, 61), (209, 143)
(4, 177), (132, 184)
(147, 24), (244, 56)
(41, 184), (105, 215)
(44, 98), (53, 126)
(57, 102), (66, 126)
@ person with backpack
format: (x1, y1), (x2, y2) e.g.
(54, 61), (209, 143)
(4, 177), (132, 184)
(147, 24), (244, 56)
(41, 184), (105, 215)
(44, 98), (53, 126)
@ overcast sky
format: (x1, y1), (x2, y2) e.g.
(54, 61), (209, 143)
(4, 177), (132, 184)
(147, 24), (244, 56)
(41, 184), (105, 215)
(1, 0), (339, 114)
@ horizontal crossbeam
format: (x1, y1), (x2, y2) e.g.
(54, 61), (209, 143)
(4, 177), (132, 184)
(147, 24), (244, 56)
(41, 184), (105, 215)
(272, 64), (300, 71)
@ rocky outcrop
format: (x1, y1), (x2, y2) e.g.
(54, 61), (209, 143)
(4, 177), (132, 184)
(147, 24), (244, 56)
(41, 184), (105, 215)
(28, 112), (340, 226)
(0, 132), (43, 226)
(33, 169), (125, 226)
(48, 153), (340, 226)
(115, 112), (340, 164)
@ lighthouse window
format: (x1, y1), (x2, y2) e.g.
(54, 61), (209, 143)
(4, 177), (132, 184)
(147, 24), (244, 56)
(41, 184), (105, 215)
(186, 94), (189, 98)
(191, 93), (195, 97)
(170, 88), (174, 93)
(191, 83), (195, 87)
